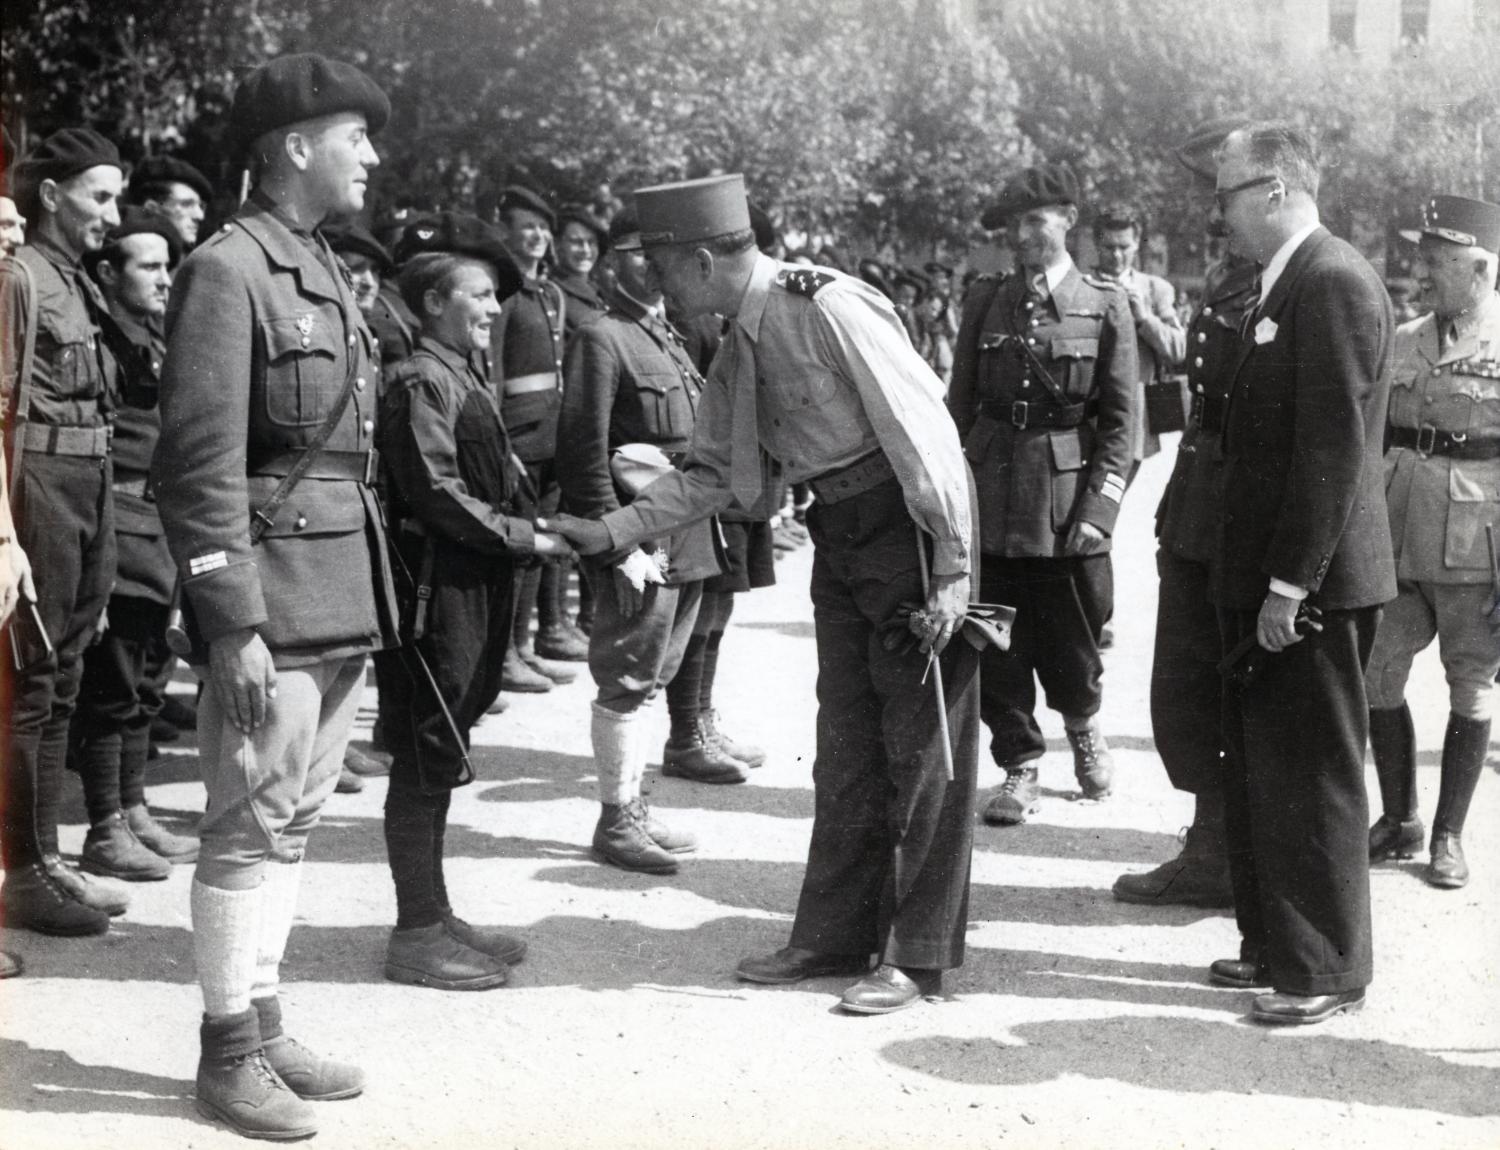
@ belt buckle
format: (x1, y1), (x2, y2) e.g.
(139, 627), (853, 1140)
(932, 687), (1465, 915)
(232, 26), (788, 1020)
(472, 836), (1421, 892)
(1011, 400), (1029, 430)
(1415, 424), (1437, 456)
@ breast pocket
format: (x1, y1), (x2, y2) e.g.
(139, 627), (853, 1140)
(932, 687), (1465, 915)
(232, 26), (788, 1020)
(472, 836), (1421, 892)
(41, 312), (97, 398)
(632, 369), (692, 441)
(261, 315), (342, 427)
(1050, 336), (1099, 399)
(1446, 377), (1500, 436)
(1444, 459), (1500, 571)
(768, 369), (840, 411)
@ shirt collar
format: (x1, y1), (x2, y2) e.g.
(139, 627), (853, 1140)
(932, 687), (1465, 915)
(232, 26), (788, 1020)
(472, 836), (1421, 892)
(1442, 290), (1500, 356)
(417, 333), (478, 378)
(1259, 220), (1320, 304)
(734, 253), (779, 343)
(29, 234), (81, 272)
(1028, 253), (1074, 298)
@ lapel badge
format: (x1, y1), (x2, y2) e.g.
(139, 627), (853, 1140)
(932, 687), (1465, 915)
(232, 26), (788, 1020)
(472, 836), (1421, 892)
(296, 314), (314, 337)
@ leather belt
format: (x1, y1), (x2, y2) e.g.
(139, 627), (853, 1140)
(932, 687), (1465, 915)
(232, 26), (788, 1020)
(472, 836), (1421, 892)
(1389, 425), (1500, 460)
(807, 450), (896, 506)
(503, 371), (559, 396)
(249, 448), (381, 485)
(980, 399), (1095, 431)
(21, 423), (111, 457)
(112, 473), (152, 499)
(1192, 393), (1228, 435)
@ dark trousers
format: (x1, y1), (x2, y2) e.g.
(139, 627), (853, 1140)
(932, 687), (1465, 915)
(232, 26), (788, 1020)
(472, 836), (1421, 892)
(791, 479), (979, 971)
(1, 454), (116, 868)
(512, 460), (563, 644)
(73, 594), (173, 822)
(1151, 550), (1223, 795)
(976, 553), (1110, 766)
(1218, 604), (1378, 996)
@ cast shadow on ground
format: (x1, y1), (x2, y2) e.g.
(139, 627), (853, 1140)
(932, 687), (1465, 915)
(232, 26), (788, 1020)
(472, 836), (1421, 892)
(966, 879), (1228, 928)
(731, 619), (816, 641)
(0, 1037), (192, 1120)
(881, 1015), (1500, 1118)
(949, 946), (1236, 1013)
(974, 820), (1184, 865)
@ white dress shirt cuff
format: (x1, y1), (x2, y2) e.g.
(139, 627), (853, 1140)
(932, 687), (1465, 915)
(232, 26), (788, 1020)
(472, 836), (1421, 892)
(1268, 578), (1309, 601)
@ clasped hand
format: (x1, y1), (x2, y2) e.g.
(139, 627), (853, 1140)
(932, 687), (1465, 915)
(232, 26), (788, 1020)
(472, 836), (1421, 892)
(538, 512), (612, 556)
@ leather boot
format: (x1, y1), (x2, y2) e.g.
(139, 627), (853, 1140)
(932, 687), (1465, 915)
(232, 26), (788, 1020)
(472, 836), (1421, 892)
(1368, 703), (1424, 862)
(701, 709), (766, 768)
(80, 811), (172, 881)
(662, 715), (749, 784)
(253, 995), (365, 1100)
(981, 766), (1040, 826)
(443, 913), (528, 965)
(195, 1007), (317, 1140)
(1426, 713), (1488, 889)
(44, 854), (129, 916)
(627, 797), (698, 854)
(535, 622), (589, 662)
(0, 861), (110, 936)
(385, 921), (510, 990)
(500, 644), (553, 693)
(593, 803), (680, 874)
(125, 803), (200, 863)
(1065, 720), (1114, 799)
(520, 645), (580, 684)
(342, 744), (391, 778)
(335, 764), (365, 793)
(1112, 789), (1234, 906)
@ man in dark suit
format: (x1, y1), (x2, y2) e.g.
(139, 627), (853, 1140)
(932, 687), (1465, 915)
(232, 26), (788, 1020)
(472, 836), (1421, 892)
(1207, 123), (1396, 1025)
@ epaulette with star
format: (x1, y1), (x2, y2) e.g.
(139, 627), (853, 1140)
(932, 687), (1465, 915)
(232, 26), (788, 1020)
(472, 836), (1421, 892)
(779, 268), (837, 298)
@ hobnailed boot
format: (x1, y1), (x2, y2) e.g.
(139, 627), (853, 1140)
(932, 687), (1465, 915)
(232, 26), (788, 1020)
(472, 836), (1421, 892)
(253, 995), (364, 1100)
(1426, 712), (1489, 890)
(500, 644), (553, 693)
(125, 803), (200, 863)
(662, 715), (749, 784)
(590, 702), (680, 873)
(981, 767), (1040, 826)
(0, 861), (110, 936)
(195, 1007), (317, 1141)
(1112, 789), (1233, 907)
(44, 854), (129, 916)
(1368, 703), (1424, 862)
(1065, 720), (1114, 799)
(701, 709), (766, 768)
(80, 811), (172, 881)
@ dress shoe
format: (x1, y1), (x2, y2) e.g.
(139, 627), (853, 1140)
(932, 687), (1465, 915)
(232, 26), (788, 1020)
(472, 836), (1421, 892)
(501, 647), (553, 693)
(1368, 814), (1424, 863)
(0, 951), (21, 978)
(80, 811), (172, 881)
(838, 964), (941, 1015)
(1065, 724), (1114, 799)
(627, 798), (698, 854)
(534, 623), (589, 662)
(342, 744), (391, 778)
(125, 803), (199, 863)
(44, 855), (128, 916)
(521, 648), (580, 684)
(662, 716), (750, 784)
(735, 946), (870, 985)
(1, 862), (110, 936)
(384, 922), (510, 990)
(1208, 957), (1271, 988)
(1251, 988), (1365, 1025)
(592, 804), (680, 874)
(443, 913), (528, 965)
(1426, 831), (1469, 889)
(981, 767), (1039, 826)
(335, 765), (365, 794)
(702, 709), (766, 768)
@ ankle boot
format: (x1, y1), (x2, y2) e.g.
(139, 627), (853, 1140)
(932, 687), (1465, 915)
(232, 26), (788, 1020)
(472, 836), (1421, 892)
(0, 860), (110, 936)
(1426, 713), (1488, 889)
(981, 766), (1040, 826)
(662, 714), (749, 784)
(1368, 704), (1424, 862)
(44, 854), (129, 916)
(1065, 721), (1114, 799)
(520, 645), (581, 683)
(253, 995), (365, 1100)
(81, 811), (172, 881)
(1112, 788), (1234, 907)
(627, 797), (698, 854)
(500, 644), (553, 693)
(196, 1007), (317, 1140)
(701, 709), (766, 768)
(125, 803), (200, 863)
(592, 803), (680, 874)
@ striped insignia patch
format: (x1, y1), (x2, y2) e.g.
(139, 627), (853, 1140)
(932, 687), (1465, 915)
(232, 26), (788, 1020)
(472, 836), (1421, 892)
(1100, 474), (1127, 504)
(189, 551), (229, 576)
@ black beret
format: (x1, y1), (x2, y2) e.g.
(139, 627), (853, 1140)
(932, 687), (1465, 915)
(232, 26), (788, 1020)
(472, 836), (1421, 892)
(606, 207), (641, 252)
(14, 128), (122, 208)
(922, 260), (953, 277)
(893, 268), (930, 293)
(496, 185), (556, 229)
(230, 53), (390, 154)
(130, 155), (212, 203)
(747, 199), (777, 253)
(396, 211), (524, 302)
(84, 206), (184, 278)
(555, 205), (609, 250)
(979, 164), (1081, 230)
(1175, 116), (1250, 182)
(322, 220), (393, 272)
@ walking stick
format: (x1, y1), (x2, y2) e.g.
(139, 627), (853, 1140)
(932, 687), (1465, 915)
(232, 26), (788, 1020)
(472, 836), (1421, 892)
(916, 533), (955, 782)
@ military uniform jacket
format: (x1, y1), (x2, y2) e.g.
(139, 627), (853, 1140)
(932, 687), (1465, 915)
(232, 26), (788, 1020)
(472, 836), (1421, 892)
(554, 269), (608, 346)
(488, 274), (565, 463)
(153, 195), (399, 664)
(948, 263), (1138, 557)
(104, 311), (174, 603)
(368, 284), (418, 375)
(1384, 290), (1500, 584)
(556, 294), (720, 585)
(1155, 260), (1258, 563)
(1215, 226), (1396, 612)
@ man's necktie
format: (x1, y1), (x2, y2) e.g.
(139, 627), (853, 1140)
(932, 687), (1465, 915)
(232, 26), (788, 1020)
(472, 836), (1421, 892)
(724, 325), (763, 510)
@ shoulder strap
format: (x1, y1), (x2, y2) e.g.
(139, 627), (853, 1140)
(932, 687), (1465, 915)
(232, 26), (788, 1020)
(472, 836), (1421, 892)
(5, 257), (41, 504)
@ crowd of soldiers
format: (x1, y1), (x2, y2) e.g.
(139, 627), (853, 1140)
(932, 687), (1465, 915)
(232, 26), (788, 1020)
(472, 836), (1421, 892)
(1, 50), (1497, 1143)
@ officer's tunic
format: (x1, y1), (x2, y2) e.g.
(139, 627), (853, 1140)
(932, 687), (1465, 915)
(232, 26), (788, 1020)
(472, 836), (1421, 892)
(948, 259), (1138, 766)
(554, 268), (608, 347)
(1149, 259), (1258, 793)
(489, 274), (565, 468)
(557, 292), (719, 711)
(0, 235), (118, 868)
(599, 254), (979, 971)
(1366, 290), (1500, 720)
(367, 283), (418, 375)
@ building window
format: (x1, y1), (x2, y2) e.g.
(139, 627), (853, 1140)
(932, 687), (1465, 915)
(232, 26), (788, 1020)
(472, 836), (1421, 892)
(1400, 0), (1430, 41)
(1329, 0), (1358, 47)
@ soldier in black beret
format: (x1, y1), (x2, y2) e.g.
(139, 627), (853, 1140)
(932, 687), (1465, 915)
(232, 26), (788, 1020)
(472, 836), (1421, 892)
(151, 53), (396, 1139)
(0, 195), (25, 256)
(950, 162), (1139, 826)
(1, 127), (129, 938)
(130, 156), (214, 247)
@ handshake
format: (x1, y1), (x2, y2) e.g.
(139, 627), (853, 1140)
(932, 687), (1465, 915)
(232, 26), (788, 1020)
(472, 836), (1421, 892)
(539, 513), (667, 617)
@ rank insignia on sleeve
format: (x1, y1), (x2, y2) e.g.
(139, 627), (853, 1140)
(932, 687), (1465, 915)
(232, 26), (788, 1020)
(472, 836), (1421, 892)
(779, 268), (836, 298)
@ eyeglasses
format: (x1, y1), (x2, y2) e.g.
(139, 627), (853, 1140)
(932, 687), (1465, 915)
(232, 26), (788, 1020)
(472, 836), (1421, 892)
(1214, 175), (1279, 213)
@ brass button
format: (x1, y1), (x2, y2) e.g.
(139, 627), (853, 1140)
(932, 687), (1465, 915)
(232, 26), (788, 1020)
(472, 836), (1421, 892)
(363, 419), (374, 433)
(301, 336), (311, 348)
(355, 377), (366, 391)
(1023, 301), (1034, 311)
(1432, 368), (1443, 376)
(1197, 332), (1207, 344)
(1194, 356), (1204, 368)
(1203, 306), (1215, 317)
(294, 515), (308, 530)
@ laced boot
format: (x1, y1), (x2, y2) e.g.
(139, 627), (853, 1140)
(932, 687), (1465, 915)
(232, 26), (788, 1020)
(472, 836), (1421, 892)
(626, 797), (698, 854)
(981, 767), (1040, 826)
(1426, 713), (1488, 890)
(443, 913), (528, 966)
(125, 803), (200, 863)
(662, 714), (749, 784)
(253, 995), (364, 1100)
(0, 860), (110, 936)
(44, 854), (129, 916)
(592, 804), (680, 874)
(500, 644), (553, 693)
(534, 624), (589, 662)
(195, 1007), (317, 1140)
(1065, 721), (1114, 799)
(1368, 704), (1424, 862)
(701, 709), (766, 768)
(1112, 790), (1233, 906)
(80, 811), (171, 881)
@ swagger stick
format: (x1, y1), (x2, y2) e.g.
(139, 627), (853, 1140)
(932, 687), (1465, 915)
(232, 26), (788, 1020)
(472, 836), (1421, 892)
(916, 533), (955, 782)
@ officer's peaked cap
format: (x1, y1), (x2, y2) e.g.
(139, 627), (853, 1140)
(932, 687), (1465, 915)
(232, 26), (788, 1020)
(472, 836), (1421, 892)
(607, 207), (642, 252)
(230, 54), (390, 154)
(396, 211), (524, 302)
(634, 175), (750, 248)
(979, 164), (1081, 230)
(1399, 195), (1500, 255)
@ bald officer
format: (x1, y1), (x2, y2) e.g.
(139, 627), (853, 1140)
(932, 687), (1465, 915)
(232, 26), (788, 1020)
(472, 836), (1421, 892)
(153, 54), (398, 1140)
(1365, 195), (1500, 891)
(546, 175), (980, 1016)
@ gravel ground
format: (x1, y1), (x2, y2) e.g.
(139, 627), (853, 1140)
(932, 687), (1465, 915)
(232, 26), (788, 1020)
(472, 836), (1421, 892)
(1, 441), (1497, 1150)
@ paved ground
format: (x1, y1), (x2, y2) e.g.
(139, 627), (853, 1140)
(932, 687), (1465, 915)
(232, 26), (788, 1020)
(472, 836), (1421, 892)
(1, 441), (1497, 1150)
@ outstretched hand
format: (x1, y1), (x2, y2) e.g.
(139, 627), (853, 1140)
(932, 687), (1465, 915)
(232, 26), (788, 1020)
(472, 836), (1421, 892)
(537, 513), (612, 556)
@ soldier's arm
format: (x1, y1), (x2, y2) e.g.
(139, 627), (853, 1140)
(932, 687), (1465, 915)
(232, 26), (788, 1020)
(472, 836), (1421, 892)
(1135, 277), (1186, 366)
(556, 324), (624, 520)
(1074, 291), (1140, 536)
(0, 260), (28, 424)
(945, 283), (992, 439)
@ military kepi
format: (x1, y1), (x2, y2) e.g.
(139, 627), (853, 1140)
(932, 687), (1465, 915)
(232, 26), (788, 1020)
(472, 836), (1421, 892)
(1401, 195), (1500, 255)
(230, 53), (390, 152)
(634, 174), (750, 247)
(980, 163), (1081, 230)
